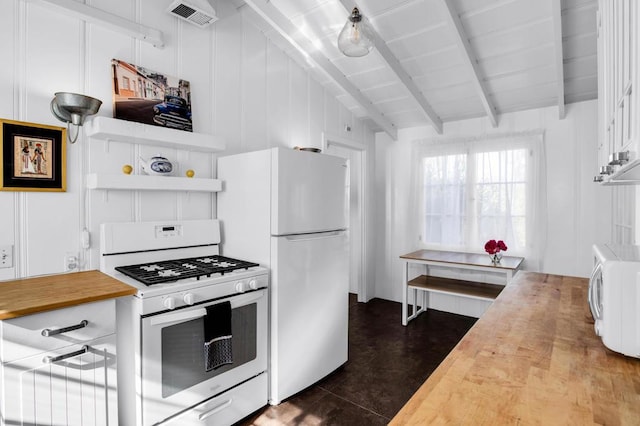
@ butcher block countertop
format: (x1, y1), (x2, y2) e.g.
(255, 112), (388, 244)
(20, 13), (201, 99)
(390, 271), (640, 425)
(0, 270), (136, 320)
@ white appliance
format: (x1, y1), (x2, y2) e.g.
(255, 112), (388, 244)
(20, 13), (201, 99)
(99, 219), (269, 425)
(217, 147), (349, 405)
(589, 243), (640, 358)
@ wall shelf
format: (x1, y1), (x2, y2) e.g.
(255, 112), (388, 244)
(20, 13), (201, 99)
(85, 116), (225, 152)
(603, 159), (640, 185)
(86, 173), (222, 192)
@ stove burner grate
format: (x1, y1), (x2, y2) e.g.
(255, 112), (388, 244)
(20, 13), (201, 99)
(115, 255), (259, 286)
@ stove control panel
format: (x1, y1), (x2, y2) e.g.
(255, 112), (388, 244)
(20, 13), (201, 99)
(143, 272), (269, 314)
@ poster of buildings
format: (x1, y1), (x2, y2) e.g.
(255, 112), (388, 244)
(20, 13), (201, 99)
(111, 59), (193, 132)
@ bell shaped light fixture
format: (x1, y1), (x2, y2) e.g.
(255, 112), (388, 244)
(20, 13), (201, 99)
(50, 92), (102, 144)
(337, 7), (374, 57)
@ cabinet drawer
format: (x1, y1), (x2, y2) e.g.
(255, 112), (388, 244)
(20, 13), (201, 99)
(0, 300), (115, 363)
(161, 373), (267, 426)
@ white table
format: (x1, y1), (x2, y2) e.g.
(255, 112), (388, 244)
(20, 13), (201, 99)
(400, 249), (524, 325)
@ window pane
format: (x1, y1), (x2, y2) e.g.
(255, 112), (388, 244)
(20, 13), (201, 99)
(423, 154), (466, 245)
(474, 149), (528, 249)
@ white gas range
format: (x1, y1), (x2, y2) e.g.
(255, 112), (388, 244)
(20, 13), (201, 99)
(99, 219), (268, 426)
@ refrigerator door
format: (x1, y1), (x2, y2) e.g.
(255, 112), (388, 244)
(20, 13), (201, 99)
(271, 148), (347, 236)
(269, 230), (349, 405)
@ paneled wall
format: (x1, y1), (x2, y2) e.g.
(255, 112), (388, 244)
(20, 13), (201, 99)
(0, 0), (374, 281)
(375, 100), (613, 317)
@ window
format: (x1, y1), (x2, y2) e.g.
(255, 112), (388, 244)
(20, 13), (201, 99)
(414, 133), (544, 267)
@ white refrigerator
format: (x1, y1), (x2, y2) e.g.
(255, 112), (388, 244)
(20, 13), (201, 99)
(217, 147), (349, 405)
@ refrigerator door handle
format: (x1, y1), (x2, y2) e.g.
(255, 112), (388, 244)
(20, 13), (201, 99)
(283, 230), (346, 242)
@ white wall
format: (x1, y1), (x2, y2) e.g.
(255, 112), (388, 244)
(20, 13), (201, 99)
(0, 0), (375, 281)
(374, 100), (612, 316)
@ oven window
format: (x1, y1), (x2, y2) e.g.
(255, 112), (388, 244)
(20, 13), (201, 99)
(160, 303), (257, 398)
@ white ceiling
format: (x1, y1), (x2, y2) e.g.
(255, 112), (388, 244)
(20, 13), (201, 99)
(238, 0), (598, 138)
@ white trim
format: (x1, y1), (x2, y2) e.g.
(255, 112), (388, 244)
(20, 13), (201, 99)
(322, 132), (369, 302)
(321, 132), (366, 152)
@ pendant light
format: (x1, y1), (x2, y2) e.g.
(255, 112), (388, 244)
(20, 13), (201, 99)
(337, 7), (374, 57)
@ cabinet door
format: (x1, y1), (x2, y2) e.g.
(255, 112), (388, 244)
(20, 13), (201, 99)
(1, 335), (117, 426)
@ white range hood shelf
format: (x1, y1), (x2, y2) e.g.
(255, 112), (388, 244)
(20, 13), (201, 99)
(87, 173), (222, 192)
(85, 116), (225, 152)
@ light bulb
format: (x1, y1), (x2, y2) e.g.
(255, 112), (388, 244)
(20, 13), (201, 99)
(338, 7), (374, 57)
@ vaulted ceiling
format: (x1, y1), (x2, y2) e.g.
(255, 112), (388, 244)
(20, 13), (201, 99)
(238, 0), (598, 139)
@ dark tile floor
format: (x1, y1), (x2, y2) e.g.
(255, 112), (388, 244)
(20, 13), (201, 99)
(237, 295), (477, 425)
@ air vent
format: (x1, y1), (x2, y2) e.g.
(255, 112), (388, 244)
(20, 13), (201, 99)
(167, 0), (218, 28)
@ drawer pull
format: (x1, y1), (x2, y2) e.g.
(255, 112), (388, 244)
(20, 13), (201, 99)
(198, 399), (233, 421)
(43, 345), (89, 364)
(41, 319), (89, 337)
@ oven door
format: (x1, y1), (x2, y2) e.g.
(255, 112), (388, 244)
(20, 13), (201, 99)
(140, 289), (267, 425)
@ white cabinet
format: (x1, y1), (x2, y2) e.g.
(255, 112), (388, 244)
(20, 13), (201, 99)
(597, 0), (640, 183)
(0, 300), (118, 426)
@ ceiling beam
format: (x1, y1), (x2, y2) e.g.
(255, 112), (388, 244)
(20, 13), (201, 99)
(338, 0), (443, 134)
(552, 0), (566, 119)
(242, 0), (397, 140)
(439, 0), (498, 127)
(28, 0), (164, 48)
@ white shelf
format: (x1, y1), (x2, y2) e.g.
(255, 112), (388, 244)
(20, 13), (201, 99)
(85, 116), (225, 152)
(86, 173), (222, 192)
(604, 159), (640, 185)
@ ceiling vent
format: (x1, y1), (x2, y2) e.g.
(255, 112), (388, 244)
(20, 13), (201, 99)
(167, 0), (218, 27)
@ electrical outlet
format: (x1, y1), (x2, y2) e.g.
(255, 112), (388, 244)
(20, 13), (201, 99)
(0, 245), (13, 268)
(65, 252), (79, 272)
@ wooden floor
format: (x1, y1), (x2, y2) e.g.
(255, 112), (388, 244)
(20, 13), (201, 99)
(237, 294), (477, 425)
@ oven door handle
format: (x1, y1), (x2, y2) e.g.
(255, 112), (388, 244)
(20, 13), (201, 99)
(150, 308), (207, 327)
(149, 289), (266, 327)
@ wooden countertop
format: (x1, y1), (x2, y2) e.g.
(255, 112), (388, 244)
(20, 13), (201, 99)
(390, 271), (640, 425)
(400, 249), (524, 271)
(0, 270), (137, 320)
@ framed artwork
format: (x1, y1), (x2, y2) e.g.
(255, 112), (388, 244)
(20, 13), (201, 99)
(0, 119), (66, 192)
(111, 58), (193, 132)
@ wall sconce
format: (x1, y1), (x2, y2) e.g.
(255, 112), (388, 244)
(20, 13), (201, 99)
(337, 7), (374, 57)
(50, 92), (102, 143)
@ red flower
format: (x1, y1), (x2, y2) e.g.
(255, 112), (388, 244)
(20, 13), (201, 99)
(484, 239), (498, 254)
(485, 239), (508, 254)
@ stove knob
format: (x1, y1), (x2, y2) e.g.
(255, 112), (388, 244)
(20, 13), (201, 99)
(163, 297), (176, 310)
(183, 293), (195, 305)
(235, 281), (246, 293)
(248, 279), (258, 290)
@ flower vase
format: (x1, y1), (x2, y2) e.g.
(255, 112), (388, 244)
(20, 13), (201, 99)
(490, 252), (502, 265)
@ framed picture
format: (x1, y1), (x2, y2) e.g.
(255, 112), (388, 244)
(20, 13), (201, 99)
(111, 59), (193, 132)
(0, 119), (66, 192)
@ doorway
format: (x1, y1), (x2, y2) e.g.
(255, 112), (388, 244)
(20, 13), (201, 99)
(323, 133), (367, 302)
